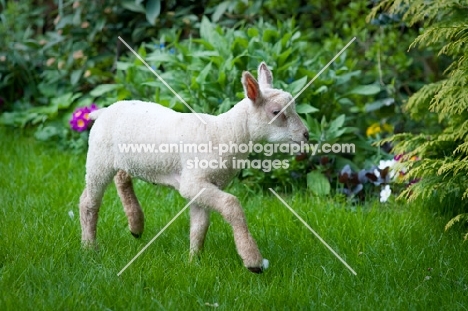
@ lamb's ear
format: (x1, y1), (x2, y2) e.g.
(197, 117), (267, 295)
(242, 71), (262, 103)
(258, 62), (273, 88)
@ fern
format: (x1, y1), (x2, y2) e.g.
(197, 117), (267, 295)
(369, 1), (468, 226)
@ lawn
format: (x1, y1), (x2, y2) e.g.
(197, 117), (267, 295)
(0, 127), (467, 310)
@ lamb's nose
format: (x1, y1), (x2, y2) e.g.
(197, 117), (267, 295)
(303, 131), (309, 141)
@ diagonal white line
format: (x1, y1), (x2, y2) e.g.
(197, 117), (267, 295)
(269, 188), (357, 276)
(117, 188), (206, 276)
(118, 36), (207, 124)
(268, 37), (357, 124)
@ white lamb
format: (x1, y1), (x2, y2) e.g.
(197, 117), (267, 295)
(80, 62), (309, 273)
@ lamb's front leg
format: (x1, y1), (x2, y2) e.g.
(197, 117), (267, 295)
(180, 182), (266, 273)
(189, 203), (210, 260)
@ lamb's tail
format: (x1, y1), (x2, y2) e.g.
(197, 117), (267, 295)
(89, 108), (106, 120)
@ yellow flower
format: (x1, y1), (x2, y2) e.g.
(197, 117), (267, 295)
(366, 123), (381, 137)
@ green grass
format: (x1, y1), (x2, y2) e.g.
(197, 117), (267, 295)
(0, 128), (467, 310)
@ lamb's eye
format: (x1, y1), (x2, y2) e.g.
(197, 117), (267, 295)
(273, 110), (280, 116)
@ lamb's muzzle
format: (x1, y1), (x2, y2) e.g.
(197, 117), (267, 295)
(79, 62), (309, 273)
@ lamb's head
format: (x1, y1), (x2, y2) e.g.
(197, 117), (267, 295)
(242, 62), (309, 145)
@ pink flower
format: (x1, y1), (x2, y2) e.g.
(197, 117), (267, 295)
(70, 103), (98, 132)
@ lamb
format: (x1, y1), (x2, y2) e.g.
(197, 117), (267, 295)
(79, 62), (309, 273)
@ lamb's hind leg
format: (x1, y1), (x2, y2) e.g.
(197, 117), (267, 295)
(80, 169), (115, 246)
(114, 170), (145, 238)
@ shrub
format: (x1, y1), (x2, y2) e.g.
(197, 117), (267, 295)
(369, 0), (468, 232)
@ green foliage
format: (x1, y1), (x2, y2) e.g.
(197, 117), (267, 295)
(0, 0), (201, 150)
(307, 170), (331, 196)
(370, 1), (468, 210)
(206, 0), (439, 134)
(0, 0), (198, 115)
(0, 0), (45, 104)
(98, 17), (323, 113)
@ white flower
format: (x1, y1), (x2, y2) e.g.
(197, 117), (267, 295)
(380, 185), (392, 203)
(378, 159), (396, 170)
(378, 159), (397, 180)
(68, 210), (75, 219)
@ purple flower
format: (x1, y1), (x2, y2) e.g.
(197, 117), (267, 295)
(70, 103), (98, 132)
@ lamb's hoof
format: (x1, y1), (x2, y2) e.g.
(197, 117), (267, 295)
(189, 251), (201, 263)
(247, 259), (269, 274)
(248, 267), (263, 274)
(81, 240), (99, 251)
(131, 232), (142, 239)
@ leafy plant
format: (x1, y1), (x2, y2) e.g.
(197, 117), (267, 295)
(0, 0), (206, 150)
(0, 0), (45, 107)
